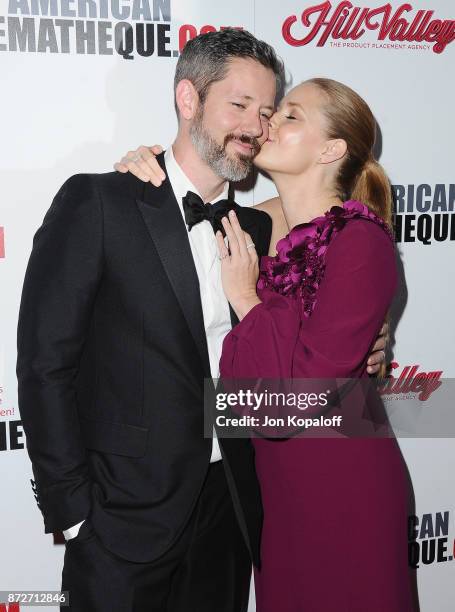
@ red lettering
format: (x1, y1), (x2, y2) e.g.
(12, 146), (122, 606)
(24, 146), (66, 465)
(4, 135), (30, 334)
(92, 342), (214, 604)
(179, 24), (197, 51)
(379, 363), (444, 401)
(433, 22), (455, 54)
(414, 12), (433, 41)
(425, 19), (443, 42)
(337, 7), (368, 40)
(408, 373), (427, 394)
(282, 1), (332, 47)
(404, 10), (428, 40)
(179, 25), (244, 52)
(282, 2), (455, 53)
(419, 371), (443, 401)
(200, 25), (217, 35)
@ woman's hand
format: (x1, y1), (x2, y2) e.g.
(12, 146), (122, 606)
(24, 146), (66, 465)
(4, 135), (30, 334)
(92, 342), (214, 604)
(113, 144), (167, 186)
(216, 210), (261, 321)
(367, 321), (389, 375)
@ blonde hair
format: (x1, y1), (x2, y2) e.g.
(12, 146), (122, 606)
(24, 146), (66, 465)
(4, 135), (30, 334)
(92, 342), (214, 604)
(305, 77), (393, 228)
(306, 78), (392, 377)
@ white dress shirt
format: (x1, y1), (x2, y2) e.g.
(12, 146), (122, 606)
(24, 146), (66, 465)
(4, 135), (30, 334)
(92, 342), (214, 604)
(64, 147), (231, 540)
(164, 146), (232, 463)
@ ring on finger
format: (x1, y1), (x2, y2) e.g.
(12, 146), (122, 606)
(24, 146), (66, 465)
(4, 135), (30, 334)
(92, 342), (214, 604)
(246, 242), (255, 250)
(130, 154), (142, 163)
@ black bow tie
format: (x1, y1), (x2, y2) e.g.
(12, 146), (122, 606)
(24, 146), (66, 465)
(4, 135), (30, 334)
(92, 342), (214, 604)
(182, 190), (237, 236)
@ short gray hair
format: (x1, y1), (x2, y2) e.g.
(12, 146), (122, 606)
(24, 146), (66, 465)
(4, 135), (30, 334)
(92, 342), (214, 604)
(174, 29), (284, 114)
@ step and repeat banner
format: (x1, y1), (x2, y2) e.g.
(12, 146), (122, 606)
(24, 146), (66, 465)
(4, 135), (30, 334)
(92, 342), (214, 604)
(1, 0), (454, 610)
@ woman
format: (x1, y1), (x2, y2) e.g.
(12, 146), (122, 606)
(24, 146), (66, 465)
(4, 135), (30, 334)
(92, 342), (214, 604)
(115, 79), (413, 611)
(216, 79), (413, 612)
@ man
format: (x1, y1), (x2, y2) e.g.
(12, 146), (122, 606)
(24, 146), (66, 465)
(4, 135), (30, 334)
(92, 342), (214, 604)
(17, 29), (386, 612)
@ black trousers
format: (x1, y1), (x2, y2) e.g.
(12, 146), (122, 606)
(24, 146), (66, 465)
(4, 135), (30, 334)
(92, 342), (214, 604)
(61, 462), (251, 612)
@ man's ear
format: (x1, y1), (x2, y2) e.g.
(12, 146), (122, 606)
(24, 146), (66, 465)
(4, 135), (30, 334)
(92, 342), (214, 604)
(175, 79), (199, 121)
(319, 139), (347, 165)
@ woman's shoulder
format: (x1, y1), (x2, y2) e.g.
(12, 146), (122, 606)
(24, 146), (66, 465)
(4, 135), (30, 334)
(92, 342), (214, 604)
(253, 197), (289, 256)
(284, 201), (396, 282)
(253, 197), (284, 222)
(323, 211), (397, 290)
(329, 210), (395, 256)
(253, 196), (280, 211)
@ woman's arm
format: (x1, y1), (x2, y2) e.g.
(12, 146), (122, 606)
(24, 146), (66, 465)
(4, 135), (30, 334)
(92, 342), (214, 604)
(221, 219), (396, 381)
(114, 147), (388, 371)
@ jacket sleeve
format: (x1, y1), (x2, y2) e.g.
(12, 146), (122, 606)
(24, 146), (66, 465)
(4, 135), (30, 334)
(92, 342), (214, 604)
(257, 209), (273, 257)
(221, 219), (397, 385)
(17, 174), (104, 533)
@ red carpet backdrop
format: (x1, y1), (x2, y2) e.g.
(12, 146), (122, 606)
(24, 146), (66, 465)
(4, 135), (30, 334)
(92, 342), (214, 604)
(0, 0), (454, 610)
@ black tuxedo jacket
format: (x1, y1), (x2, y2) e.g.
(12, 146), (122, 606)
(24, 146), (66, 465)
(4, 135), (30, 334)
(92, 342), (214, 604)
(17, 153), (272, 566)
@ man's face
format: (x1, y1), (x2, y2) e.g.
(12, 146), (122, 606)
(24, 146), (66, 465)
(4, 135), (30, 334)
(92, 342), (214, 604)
(189, 57), (277, 181)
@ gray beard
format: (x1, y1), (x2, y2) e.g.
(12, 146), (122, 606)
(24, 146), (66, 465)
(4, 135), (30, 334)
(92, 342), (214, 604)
(190, 112), (253, 182)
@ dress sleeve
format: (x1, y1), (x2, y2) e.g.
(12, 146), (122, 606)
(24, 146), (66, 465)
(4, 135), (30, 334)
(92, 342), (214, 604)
(220, 219), (397, 381)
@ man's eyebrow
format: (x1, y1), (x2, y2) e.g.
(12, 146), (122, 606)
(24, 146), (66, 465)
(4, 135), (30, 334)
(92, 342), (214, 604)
(238, 95), (274, 111)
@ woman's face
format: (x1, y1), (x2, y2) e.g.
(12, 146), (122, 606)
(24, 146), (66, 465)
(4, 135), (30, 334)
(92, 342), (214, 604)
(254, 83), (329, 176)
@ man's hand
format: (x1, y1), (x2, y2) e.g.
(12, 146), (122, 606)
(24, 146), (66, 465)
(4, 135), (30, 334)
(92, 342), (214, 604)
(366, 322), (389, 375)
(114, 144), (166, 186)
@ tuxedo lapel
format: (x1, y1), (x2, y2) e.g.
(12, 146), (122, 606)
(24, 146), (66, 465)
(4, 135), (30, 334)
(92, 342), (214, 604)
(235, 204), (258, 243)
(228, 304), (239, 328)
(135, 153), (267, 342)
(135, 156), (211, 377)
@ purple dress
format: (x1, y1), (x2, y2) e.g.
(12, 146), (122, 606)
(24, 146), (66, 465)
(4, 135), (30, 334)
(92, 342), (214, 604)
(220, 202), (414, 612)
